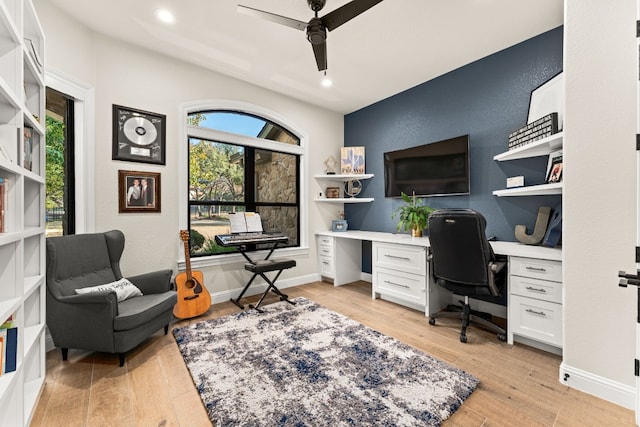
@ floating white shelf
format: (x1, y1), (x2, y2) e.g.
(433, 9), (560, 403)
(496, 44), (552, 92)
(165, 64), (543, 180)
(314, 197), (374, 203)
(314, 173), (374, 180)
(492, 182), (562, 197)
(494, 132), (563, 161)
(314, 173), (375, 203)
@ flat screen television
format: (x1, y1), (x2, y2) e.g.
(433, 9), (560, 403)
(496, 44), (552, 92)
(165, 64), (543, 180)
(384, 134), (470, 198)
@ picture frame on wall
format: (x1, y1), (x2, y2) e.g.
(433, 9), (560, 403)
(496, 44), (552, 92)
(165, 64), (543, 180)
(112, 105), (166, 165)
(118, 170), (161, 213)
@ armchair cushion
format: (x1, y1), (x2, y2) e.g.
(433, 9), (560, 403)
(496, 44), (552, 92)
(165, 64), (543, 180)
(114, 291), (177, 331)
(74, 278), (142, 302)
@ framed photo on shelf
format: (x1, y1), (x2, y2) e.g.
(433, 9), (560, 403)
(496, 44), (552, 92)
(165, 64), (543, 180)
(118, 170), (161, 213)
(528, 72), (564, 130)
(112, 105), (166, 165)
(340, 146), (365, 174)
(545, 149), (563, 183)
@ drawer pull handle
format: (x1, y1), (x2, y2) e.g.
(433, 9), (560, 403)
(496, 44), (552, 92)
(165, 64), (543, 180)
(384, 254), (411, 261)
(526, 308), (547, 316)
(525, 286), (547, 293)
(322, 261), (329, 265)
(384, 280), (409, 289)
(525, 266), (547, 272)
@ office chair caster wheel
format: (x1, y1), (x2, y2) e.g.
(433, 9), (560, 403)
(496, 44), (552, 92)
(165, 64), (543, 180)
(497, 333), (507, 342)
(460, 334), (467, 343)
(428, 317), (436, 326)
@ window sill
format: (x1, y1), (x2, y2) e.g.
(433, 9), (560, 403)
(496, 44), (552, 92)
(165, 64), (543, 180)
(177, 246), (310, 270)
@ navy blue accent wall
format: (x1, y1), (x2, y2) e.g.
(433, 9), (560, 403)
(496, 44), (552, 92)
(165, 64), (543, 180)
(345, 27), (563, 258)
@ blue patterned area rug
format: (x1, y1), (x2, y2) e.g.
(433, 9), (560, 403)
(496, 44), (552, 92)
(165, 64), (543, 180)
(173, 297), (478, 426)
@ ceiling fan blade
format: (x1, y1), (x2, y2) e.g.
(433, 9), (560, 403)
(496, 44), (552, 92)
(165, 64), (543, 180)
(237, 5), (307, 31)
(321, 0), (384, 31)
(312, 41), (327, 71)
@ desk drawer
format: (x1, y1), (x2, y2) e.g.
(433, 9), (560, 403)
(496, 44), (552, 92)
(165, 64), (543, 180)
(373, 242), (426, 275)
(510, 275), (562, 304)
(317, 243), (334, 258)
(510, 295), (562, 346)
(319, 255), (334, 278)
(375, 268), (426, 307)
(317, 235), (334, 247)
(510, 257), (562, 282)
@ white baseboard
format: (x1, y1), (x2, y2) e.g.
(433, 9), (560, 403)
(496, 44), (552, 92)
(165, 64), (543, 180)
(559, 362), (636, 410)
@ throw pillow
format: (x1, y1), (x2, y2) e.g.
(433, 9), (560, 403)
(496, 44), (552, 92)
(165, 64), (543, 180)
(75, 278), (143, 302)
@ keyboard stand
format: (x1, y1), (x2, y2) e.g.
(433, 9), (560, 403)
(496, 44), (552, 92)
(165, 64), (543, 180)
(229, 241), (296, 312)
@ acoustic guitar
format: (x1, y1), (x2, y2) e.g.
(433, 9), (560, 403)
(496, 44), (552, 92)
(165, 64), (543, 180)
(173, 230), (212, 319)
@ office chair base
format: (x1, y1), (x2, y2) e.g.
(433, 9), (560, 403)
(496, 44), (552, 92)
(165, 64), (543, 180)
(429, 299), (507, 343)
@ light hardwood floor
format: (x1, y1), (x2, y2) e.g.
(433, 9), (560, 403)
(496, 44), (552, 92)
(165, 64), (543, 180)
(31, 281), (634, 426)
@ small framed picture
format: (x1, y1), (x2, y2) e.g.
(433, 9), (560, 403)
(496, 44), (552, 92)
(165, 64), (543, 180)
(118, 170), (161, 213)
(112, 105), (166, 165)
(341, 146), (365, 174)
(545, 149), (563, 183)
(332, 220), (348, 232)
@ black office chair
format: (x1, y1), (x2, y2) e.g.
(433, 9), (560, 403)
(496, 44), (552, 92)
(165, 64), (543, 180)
(427, 209), (507, 343)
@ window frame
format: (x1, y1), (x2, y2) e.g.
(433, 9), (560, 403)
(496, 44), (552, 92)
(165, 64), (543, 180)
(179, 100), (309, 268)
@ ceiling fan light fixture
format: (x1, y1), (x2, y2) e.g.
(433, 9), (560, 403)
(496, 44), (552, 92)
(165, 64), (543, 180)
(321, 71), (333, 87)
(155, 8), (175, 24)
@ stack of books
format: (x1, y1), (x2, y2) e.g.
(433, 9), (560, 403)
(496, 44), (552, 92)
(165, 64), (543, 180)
(0, 316), (17, 376)
(508, 112), (559, 150)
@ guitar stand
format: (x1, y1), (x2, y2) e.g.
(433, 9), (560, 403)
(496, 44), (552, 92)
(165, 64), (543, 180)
(229, 243), (296, 312)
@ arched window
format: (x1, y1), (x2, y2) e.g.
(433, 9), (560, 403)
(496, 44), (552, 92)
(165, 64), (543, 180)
(186, 109), (303, 257)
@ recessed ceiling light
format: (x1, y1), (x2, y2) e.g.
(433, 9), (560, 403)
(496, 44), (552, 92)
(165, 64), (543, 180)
(155, 9), (175, 24)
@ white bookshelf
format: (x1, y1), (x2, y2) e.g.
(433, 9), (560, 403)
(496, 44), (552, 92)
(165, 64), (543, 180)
(493, 132), (563, 196)
(0, 1), (45, 426)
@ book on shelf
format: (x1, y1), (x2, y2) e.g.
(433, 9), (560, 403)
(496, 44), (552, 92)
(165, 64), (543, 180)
(0, 316), (17, 376)
(23, 126), (33, 171)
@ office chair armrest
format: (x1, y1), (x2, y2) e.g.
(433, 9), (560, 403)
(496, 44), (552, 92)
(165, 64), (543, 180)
(487, 261), (507, 296)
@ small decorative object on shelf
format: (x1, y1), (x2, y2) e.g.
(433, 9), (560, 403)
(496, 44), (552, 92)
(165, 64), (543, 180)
(515, 206), (551, 245)
(326, 187), (340, 198)
(332, 210), (348, 232)
(507, 176), (524, 188)
(0, 177), (6, 233)
(508, 112), (559, 150)
(343, 180), (362, 197)
(340, 146), (365, 174)
(392, 191), (434, 237)
(23, 126), (33, 171)
(324, 155), (338, 174)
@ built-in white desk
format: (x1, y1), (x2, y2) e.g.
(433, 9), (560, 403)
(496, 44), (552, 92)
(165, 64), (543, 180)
(315, 230), (563, 352)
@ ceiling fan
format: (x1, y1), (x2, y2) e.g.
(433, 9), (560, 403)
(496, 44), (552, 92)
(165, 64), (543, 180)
(237, 0), (385, 72)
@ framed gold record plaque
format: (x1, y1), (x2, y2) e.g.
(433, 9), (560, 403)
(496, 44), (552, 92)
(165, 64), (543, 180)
(112, 105), (166, 165)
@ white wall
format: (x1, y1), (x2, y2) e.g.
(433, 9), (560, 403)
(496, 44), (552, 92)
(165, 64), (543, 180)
(36, 2), (344, 296)
(562, 0), (638, 406)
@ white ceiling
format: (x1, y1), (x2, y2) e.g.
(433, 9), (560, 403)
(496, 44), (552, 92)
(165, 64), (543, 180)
(47, 0), (563, 114)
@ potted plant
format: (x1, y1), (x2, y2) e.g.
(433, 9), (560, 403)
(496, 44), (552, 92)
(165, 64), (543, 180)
(392, 191), (434, 237)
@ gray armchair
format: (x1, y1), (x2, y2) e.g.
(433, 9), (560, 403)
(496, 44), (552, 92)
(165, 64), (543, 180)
(46, 230), (177, 366)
